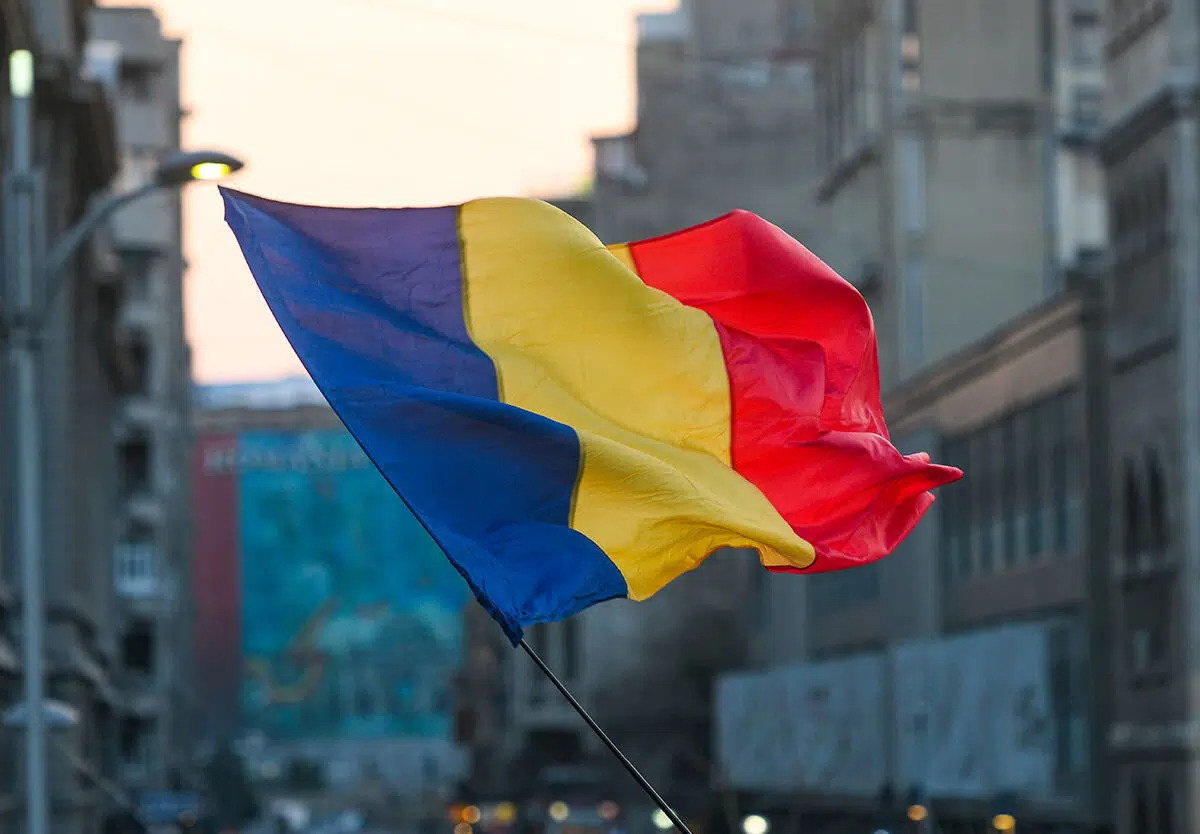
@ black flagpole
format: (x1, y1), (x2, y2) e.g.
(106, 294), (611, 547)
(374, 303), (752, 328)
(518, 639), (696, 834)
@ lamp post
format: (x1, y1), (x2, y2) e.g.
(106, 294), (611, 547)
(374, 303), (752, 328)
(4, 48), (243, 834)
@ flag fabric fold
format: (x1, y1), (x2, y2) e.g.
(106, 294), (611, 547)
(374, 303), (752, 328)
(221, 188), (962, 643)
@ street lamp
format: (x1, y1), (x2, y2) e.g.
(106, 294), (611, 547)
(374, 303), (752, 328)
(4, 48), (242, 834)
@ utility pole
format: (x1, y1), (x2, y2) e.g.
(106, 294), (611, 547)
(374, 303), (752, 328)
(6, 48), (49, 834)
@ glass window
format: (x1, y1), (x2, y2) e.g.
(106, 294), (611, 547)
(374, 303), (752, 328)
(1159, 778), (1175, 834)
(1146, 449), (1168, 551)
(1124, 459), (1142, 562)
(939, 437), (969, 582)
(1026, 403), (1044, 556)
(973, 430), (995, 573)
(1069, 11), (1103, 66)
(562, 618), (580, 682)
(1050, 403), (1070, 553)
(1132, 776), (1150, 834)
(1001, 416), (1018, 567)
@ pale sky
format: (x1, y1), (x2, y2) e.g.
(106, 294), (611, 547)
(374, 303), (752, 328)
(108, 0), (671, 382)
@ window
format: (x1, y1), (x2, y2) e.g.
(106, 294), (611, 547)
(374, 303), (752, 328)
(119, 63), (154, 101)
(968, 429), (992, 573)
(562, 618), (580, 681)
(121, 620), (155, 674)
(1069, 10), (1103, 66)
(528, 624), (549, 705)
(1123, 459), (1143, 563)
(118, 435), (152, 496)
(939, 438), (970, 581)
(1001, 416), (1018, 566)
(1132, 777), (1150, 834)
(819, 23), (871, 166)
(1128, 577), (1173, 686)
(1159, 778), (1175, 834)
(1146, 449), (1168, 551)
(120, 250), (156, 302)
(1026, 404), (1044, 556)
(1049, 395), (1073, 554)
(1072, 86), (1103, 132)
(782, 0), (811, 42)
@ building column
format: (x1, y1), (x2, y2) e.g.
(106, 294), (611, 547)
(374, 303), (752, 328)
(1173, 81), (1200, 833)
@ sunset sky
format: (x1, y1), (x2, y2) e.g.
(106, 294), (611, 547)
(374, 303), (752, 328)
(109, 0), (670, 382)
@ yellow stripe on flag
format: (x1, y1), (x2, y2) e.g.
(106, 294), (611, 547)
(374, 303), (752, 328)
(458, 198), (814, 597)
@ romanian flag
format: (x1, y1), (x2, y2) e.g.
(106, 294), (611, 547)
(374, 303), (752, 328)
(221, 190), (962, 642)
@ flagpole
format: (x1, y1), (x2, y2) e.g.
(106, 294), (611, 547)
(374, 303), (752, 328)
(518, 639), (695, 834)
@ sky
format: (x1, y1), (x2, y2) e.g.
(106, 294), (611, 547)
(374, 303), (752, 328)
(105, 0), (671, 382)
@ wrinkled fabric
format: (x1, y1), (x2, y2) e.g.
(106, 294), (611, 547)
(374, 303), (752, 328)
(221, 188), (962, 644)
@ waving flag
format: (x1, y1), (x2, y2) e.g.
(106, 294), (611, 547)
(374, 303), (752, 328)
(222, 189), (962, 643)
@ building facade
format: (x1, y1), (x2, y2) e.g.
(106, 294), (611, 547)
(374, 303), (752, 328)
(810, 0), (1107, 389)
(454, 2), (823, 825)
(589, 0), (819, 246)
(711, 2), (1118, 832)
(191, 378), (469, 821)
(0, 1), (133, 832)
(723, 275), (1110, 833)
(1098, 1), (1200, 832)
(86, 4), (196, 800)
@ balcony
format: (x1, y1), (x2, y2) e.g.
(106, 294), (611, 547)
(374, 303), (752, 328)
(123, 672), (163, 717)
(114, 541), (165, 601)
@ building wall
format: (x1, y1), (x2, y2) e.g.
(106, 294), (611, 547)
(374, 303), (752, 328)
(1098, 1), (1200, 831)
(0, 1), (127, 832)
(479, 0), (821, 809)
(88, 4), (193, 800)
(191, 383), (470, 800)
(725, 292), (1100, 830)
(812, 0), (1107, 390)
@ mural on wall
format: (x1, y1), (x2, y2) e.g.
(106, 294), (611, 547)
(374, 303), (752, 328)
(194, 426), (468, 741)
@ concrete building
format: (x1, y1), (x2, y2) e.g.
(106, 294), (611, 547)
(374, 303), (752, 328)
(590, 0), (819, 246)
(721, 272), (1110, 833)
(810, 0), (1106, 390)
(85, 4), (195, 801)
(0, 1), (136, 832)
(708, 1), (1118, 832)
(1097, 1), (1200, 832)
(453, 2), (825, 824)
(191, 378), (468, 817)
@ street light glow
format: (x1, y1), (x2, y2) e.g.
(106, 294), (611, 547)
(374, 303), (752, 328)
(190, 161), (233, 181)
(548, 801), (569, 822)
(9, 50), (32, 98)
(992, 813), (1016, 831)
(651, 809), (672, 830)
(494, 802), (517, 823)
(742, 814), (770, 834)
(154, 150), (244, 187)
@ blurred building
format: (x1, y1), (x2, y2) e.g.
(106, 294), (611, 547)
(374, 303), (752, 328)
(451, 2), (823, 825)
(86, 4), (197, 800)
(191, 378), (468, 807)
(0, 1), (129, 832)
(721, 271), (1109, 834)
(809, 0), (1106, 390)
(589, 0), (820, 245)
(1098, 1), (1200, 832)
(709, 3), (1116, 833)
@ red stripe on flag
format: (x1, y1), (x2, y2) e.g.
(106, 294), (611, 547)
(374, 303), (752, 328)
(627, 211), (961, 570)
